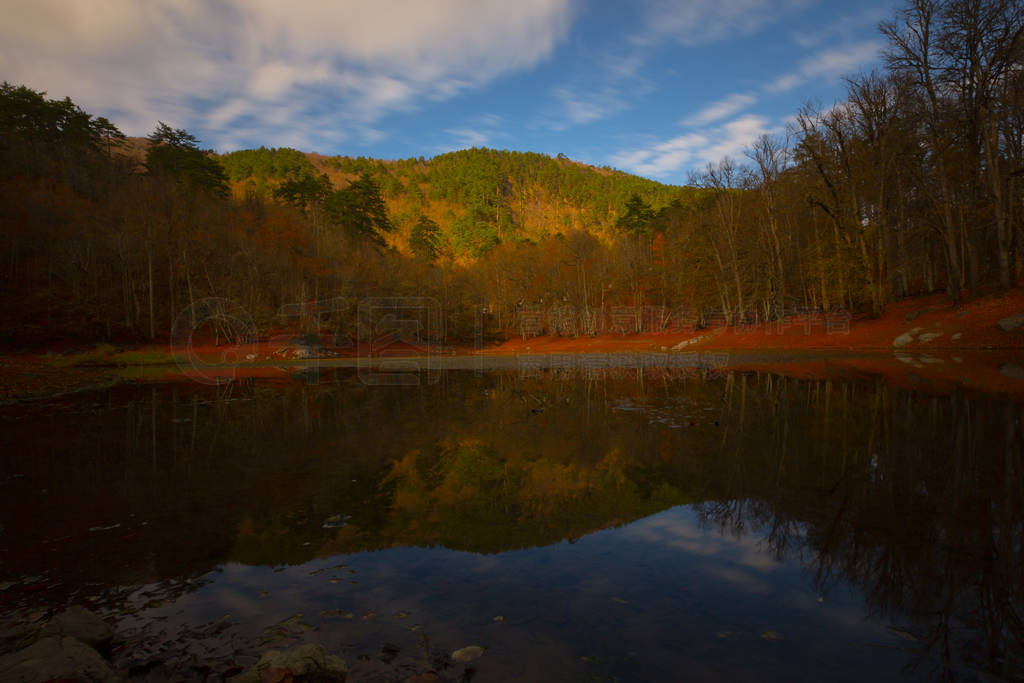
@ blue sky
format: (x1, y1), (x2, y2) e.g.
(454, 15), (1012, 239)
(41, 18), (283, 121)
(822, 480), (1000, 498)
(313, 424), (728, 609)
(1, 0), (892, 184)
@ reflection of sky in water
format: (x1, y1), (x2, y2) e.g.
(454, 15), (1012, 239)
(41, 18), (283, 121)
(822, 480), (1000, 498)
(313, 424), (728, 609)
(142, 505), (911, 682)
(10, 371), (1009, 679)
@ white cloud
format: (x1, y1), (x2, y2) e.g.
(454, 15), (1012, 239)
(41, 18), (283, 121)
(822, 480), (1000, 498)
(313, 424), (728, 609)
(766, 40), (883, 93)
(546, 51), (656, 130)
(0, 0), (573, 150)
(446, 129), (492, 149)
(700, 115), (776, 162)
(442, 113), (508, 151)
(636, 0), (815, 47)
(206, 99), (251, 130)
(553, 86), (628, 127)
(767, 74), (805, 93)
(240, 0), (569, 76)
(611, 115), (777, 178)
(248, 62), (331, 100)
(685, 93), (757, 126)
(803, 41), (883, 79)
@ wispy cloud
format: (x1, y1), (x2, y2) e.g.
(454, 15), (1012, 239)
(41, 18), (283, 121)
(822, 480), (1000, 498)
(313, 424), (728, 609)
(766, 40), (883, 93)
(545, 50), (654, 130)
(700, 115), (779, 163)
(446, 128), (492, 148)
(612, 132), (710, 177)
(790, 5), (891, 49)
(552, 86), (629, 127)
(635, 0), (814, 47)
(610, 33), (882, 180)
(685, 93), (757, 126)
(0, 0), (574, 150)
(611, 114), (778, 178)
(442, 113), (509, 151)
(546, 0), (811, 133)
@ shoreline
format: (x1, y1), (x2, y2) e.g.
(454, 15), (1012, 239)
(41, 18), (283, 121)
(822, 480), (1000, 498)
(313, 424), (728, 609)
(2, 286), (1023, 400)
(3, 348), (1024, 403)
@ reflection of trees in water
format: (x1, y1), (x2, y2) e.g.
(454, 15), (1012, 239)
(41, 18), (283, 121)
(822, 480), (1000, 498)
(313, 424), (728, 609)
(4, 368), (1021, 677)
(377, 440), (690, 553)
(1, 369), (713, 582)
(694, 373), (1024, 680)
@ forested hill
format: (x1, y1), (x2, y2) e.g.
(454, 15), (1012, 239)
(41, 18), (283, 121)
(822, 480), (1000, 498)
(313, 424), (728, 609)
(2, 0), (1021, 346)
(218, 146), (700, 258)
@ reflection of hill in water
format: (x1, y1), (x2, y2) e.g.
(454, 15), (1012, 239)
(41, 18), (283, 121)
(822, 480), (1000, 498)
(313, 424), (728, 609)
(1, 367), (1021, 676)
(320, 443), (691, 556)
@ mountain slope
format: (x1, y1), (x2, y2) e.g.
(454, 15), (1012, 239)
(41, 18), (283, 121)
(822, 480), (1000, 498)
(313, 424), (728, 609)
(218, 146), (703, 259)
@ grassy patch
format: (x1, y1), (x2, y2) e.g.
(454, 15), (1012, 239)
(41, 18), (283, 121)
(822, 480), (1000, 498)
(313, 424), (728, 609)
(109, 349), (179, 366)
(48, 343), (119, 367)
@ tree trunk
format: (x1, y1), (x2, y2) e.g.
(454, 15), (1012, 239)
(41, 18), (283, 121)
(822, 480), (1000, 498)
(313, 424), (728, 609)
(147, 244), (155, 340)
(983, 108), (1011, 288)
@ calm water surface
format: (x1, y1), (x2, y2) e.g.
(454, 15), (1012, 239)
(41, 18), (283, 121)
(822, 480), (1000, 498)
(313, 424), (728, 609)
(1, 361), (1022, 681)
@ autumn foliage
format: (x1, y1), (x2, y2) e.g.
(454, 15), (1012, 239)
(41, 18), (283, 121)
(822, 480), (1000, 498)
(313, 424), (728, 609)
(0, 0), (1021, 347)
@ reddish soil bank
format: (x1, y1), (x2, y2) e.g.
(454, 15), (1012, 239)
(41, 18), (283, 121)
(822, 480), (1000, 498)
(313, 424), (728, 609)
(3, 289), (1024, 400)
(724, 351), (1024, 399)
(488, 288), (1024, 354)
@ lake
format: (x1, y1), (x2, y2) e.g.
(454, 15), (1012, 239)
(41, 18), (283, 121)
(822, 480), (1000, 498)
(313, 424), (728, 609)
(1, 355), (1022, 681)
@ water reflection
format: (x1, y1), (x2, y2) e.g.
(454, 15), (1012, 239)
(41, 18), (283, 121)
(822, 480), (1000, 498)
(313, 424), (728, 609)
(0, 365), (1021, 680)
(692, 375), (1024, 679)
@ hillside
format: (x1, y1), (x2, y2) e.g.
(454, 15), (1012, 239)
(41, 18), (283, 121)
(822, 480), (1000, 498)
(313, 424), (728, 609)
(218, 146), (702, 260)
(2, 76), (1022, 348)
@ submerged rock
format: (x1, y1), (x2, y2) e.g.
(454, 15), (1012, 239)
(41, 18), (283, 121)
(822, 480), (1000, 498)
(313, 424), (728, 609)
(322, 514), (350, 529)
(260, 614), (312, 645)
(238, 643), (347, 682)
(996, 313), (1024, 332)
(999, 363), (1024, 381)
(451, 645), (484, 663)
(0, 636), (119, 682)
(40, 605), (114, 649)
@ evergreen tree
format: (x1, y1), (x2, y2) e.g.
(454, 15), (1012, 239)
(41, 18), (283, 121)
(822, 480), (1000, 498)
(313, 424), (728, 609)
(410, 215), (441, 261)
(145, 122), (229, 198)
(273, 172), (332, 211)
(616, 193), (655, 236)
(324, 172), (393, 246)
